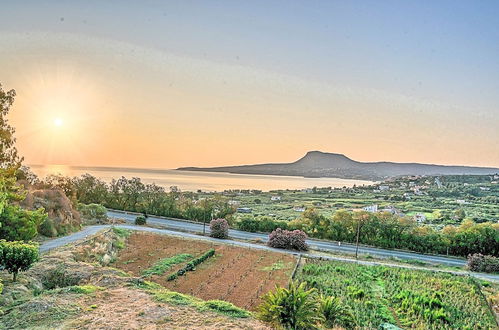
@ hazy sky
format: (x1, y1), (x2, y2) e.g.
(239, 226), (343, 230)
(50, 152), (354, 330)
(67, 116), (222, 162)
(1, 1), (498, 168)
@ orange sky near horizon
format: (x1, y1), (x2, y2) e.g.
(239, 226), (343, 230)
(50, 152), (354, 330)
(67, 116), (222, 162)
(2, 32), (499, 170)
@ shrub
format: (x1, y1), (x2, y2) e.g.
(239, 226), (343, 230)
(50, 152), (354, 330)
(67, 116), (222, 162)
(135, 215), (147, 225)
(166, 249), (215, 281)
(77, 203), (108, 224)
(257, 281), (323, 329)
(268, 228), (308, 251)
(38, 218), (58, 237)
(237, 216), (260, 232)
(210, 218), (229, 239)
(0, 205), (47, 241)
(0, 240), (39, 281)
(41, 264), (81, 289)
(467, 253), (499, 273)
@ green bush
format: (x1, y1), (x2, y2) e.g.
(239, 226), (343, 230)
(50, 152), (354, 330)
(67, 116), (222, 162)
(38, 218), (58, 237)
(77, 203), (108, 224)
(0, 240), (39, 281)
(257, 281), (323, 329)
(0, 205), (46, 241)
(167, 249), (215, 281)
(41, 264), (81, 289)
(135, 215), (147, 225)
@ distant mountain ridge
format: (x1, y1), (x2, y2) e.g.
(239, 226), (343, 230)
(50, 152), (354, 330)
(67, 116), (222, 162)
(177, 151), (499, 180)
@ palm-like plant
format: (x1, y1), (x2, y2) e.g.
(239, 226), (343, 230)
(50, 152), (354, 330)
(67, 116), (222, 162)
(319, 295), (355, 328)
(257, 281), (324, 329)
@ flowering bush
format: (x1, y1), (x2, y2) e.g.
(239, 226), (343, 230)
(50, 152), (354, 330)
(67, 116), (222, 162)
(210, 218), (229, 239)
(467, 253), (499, 273)
(268, 228), (308, 251)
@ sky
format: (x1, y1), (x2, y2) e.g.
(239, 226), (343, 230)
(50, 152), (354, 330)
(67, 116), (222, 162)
(1, 0), (498, 169)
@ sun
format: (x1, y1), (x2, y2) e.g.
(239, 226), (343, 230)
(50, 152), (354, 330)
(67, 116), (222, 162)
(53, 118), (64, 127)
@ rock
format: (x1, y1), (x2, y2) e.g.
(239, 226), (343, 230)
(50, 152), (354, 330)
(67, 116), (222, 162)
(21, 188), (82, 237)
(101, 254), (112, 265)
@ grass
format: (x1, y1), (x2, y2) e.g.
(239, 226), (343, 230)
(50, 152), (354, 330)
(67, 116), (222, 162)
(135, 280), (251, 318)
(113, 227), (131, 238)
(297, 259), (497, 329)
(1, 295), (81, 329)
(142, 253), (194, 277)
(261, 260), (292, 271)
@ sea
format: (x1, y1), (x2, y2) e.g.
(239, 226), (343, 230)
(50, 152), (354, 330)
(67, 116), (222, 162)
(29, 165), (374, 192)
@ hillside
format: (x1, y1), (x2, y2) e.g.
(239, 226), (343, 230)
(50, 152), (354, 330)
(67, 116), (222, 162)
(178, 151), (499, 180)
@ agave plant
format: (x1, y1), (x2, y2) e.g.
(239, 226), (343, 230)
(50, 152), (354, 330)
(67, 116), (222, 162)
(257, 281), (324, 329)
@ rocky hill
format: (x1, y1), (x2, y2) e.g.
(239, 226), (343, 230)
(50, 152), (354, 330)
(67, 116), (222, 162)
(178, 151), (499, 180)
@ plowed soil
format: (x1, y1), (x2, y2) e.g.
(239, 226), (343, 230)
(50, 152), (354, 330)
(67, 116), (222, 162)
(114, 232), (296, 310)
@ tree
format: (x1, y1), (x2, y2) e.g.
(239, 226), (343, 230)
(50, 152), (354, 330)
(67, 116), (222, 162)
(0, 240), (39, 281)
(353, 211), (371, 259)
(258, 281), (323, 329)
(0, 204), (47, 241)
(0, 84), (22, 169)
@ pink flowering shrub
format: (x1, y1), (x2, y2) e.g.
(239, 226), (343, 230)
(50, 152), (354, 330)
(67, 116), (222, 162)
(467, 253), (499, 273)
(268, 228), (308, 251)
(210, 218), (229, 239)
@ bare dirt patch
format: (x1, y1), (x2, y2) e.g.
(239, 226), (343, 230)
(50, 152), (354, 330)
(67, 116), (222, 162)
(67, 287), (268, 329)
(114, 232), (296, 310)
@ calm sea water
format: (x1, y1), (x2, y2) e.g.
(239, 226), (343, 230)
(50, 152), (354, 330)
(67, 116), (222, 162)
(30, 165), (374, 192)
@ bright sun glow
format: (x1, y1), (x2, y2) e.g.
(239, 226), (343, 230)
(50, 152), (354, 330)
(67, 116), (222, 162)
(53, 118), (63, 127)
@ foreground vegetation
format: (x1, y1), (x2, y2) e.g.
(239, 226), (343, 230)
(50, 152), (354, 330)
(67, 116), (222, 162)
(0, 228), (263, 329)
(296, 259), (498, 329)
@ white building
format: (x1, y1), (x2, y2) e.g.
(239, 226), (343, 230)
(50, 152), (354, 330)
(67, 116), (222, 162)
(271, 196), (282, 201)
(414, 213), (427, 223)
(363, 204), (378, 213)
(294, 206), (306, 212)
(378, 185), (390, 191)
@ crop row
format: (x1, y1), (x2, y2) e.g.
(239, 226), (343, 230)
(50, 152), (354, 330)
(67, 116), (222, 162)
(166, 249), (215, 281)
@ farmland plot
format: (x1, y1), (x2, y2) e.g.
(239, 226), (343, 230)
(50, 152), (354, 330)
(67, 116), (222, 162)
(297, 259), (498, 329)
(114, 232), (296, 310)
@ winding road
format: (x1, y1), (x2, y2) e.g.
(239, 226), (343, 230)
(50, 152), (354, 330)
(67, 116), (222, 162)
(38, 211), (499, 282)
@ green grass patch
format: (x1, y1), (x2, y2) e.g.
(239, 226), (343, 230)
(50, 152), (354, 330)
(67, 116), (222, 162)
(113, 227), (131, 238)
(134, 280), (251, 318)
(142, 253), (194, 277)
(261, 260), (292, 271)
(46, 285), (104, 295)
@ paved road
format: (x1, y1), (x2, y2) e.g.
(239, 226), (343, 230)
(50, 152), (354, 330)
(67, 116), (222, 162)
(108, 210), (466, 267)
(40, 223), (499, 283)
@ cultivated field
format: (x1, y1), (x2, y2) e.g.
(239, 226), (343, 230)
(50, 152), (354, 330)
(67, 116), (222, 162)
(297, 259), (498, 329)
(114, 232), (296, 310)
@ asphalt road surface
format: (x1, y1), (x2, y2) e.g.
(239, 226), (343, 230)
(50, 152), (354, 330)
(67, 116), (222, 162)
(40, 220), (499, 283)
(107, 210), (466, 267)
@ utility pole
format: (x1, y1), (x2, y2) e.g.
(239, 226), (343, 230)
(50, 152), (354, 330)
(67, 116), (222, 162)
(203, 212), (207, 236)
(355, 220), (361, 259)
